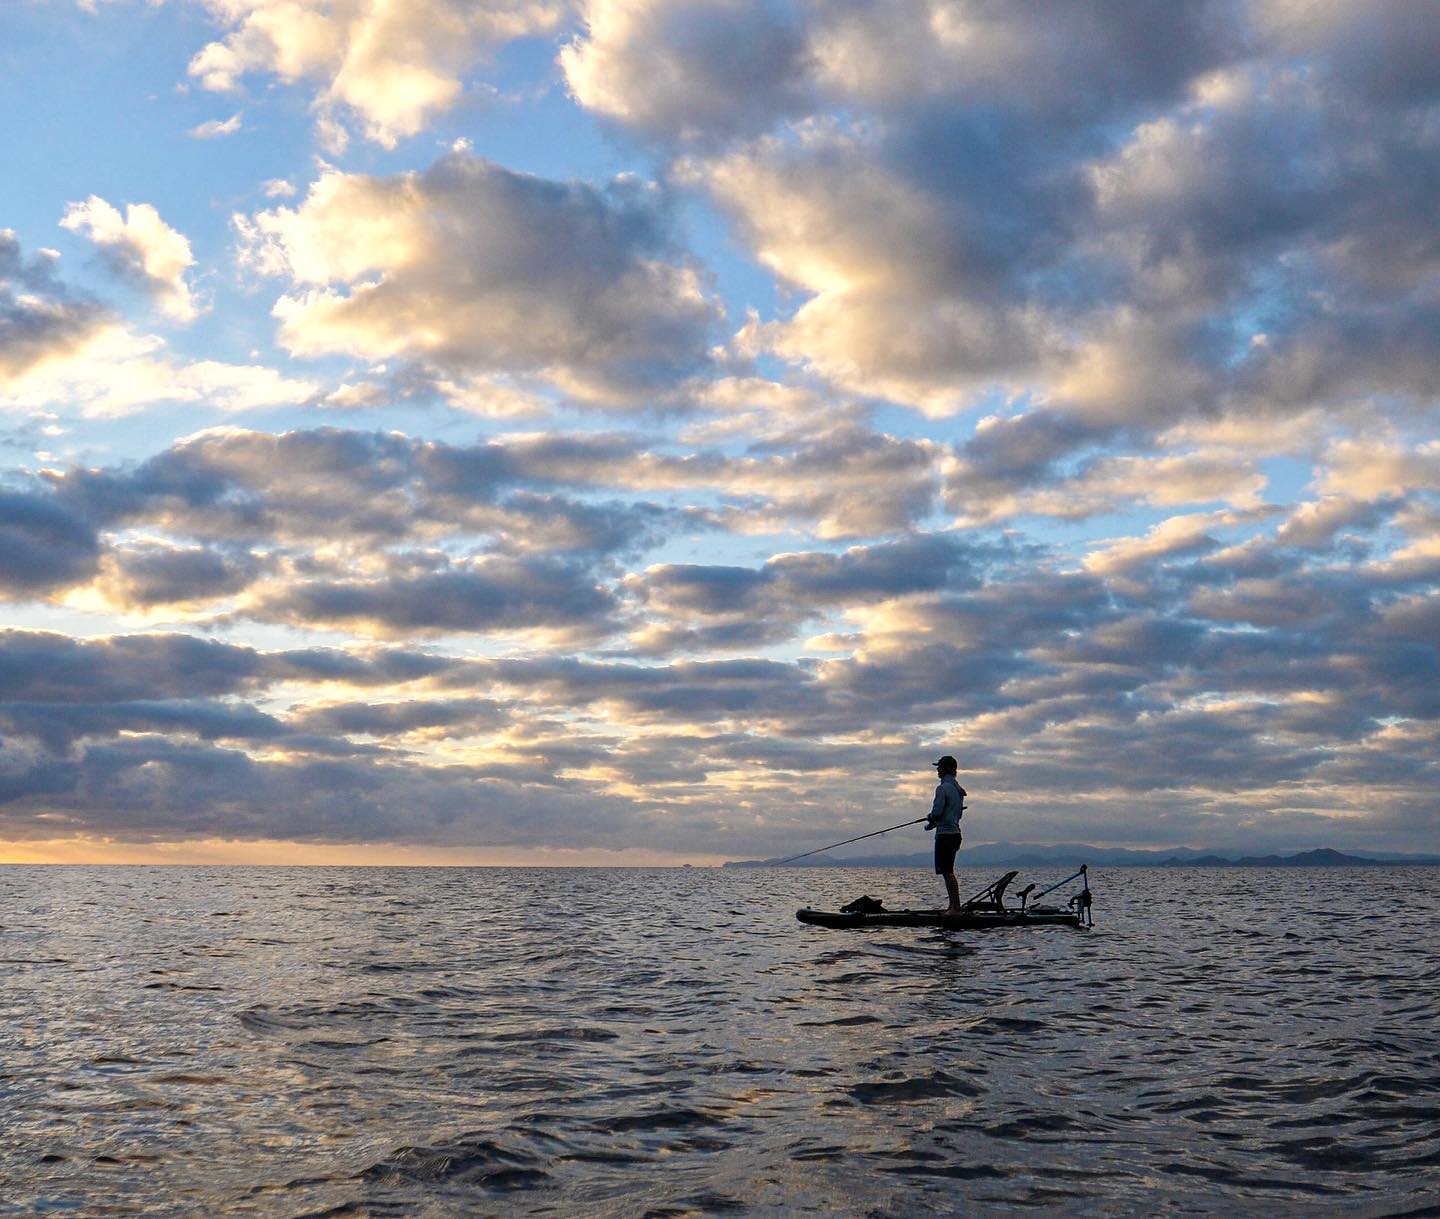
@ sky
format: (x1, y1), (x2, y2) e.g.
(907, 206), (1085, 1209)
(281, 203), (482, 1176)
(1, 0), (1438, 866)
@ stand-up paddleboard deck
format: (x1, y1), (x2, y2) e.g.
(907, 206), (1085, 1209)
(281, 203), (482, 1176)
(796, 907), (1085, 929)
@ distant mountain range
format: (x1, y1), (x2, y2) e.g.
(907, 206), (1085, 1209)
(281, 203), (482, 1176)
(724, 842), (1440, 869)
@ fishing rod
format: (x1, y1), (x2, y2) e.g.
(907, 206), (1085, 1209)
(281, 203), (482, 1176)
(767, 817), (930, 866)
(1031, 864), (1087, 902)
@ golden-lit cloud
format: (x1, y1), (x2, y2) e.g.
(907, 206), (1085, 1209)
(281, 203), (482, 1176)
(1315, 439), (1440, 501)
(60, 195), (200, 322)
(237, 153), (722, 401)
(1082, 512), (1234, 576)
(0, 323), (317, 417)
(695, 133), (1042, 415)
(189, 0), (567, 147)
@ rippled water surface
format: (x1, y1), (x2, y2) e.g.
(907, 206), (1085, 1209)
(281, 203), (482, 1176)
(3, 864), (1438, 1216)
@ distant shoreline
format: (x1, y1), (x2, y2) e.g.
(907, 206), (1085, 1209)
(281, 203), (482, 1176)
(724, 845), (1440, 869)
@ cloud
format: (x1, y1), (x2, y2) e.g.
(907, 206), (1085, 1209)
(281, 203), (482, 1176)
(561, 0), (813, 144)
(0, 231), (111, 385)
(46, 417), (937, 559)
(94, 541), (270, 610)
(571, 2), (1243, 415)
(1, 322), (318, 417)
(290, 697), (507, 739)
(237, 153), (723, 401)
(1277, 496), (1399, 550)
(2, 225), (305, 420)
(1082, 512), (1242, 577)
(942, 411), (1269, 524)
(0, 630), (460, 706)
(694, 129), (1053, 414)
(188, 112), (243, 139)
(598, 0), (1440, 443)
(0, 490), (101, 597)
(49, 426), (662, 552)
(515, 422), (939, 537)
(566, 0), (1237, 145)
(626, 533), (984, 653)
(0, 632), (664, 848)
(188, 0), (567, 147)
(3, 463), (1439, 858)
(808, 0), (1240, 121)
(0, 731), (660, 849)
(1256, 0), (1440, 105)
(1314, 439), (1440, 501)
(1187, 571), (1372, 629)
(0, 698), (286, 754)
(24, 417), (1439, 800)
(60, 196), (199, 322)
(0, 630), (270, 703)
(246, 553), (621, 642)
(35, 427), (668, 633)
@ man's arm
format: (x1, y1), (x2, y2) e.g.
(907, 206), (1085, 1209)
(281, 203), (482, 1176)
(925, 784), (945, 829)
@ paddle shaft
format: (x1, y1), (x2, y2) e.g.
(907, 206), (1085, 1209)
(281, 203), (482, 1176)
(768, 817), (931, 866)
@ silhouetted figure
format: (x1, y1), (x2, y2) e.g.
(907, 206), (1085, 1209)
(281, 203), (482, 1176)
(925, 755), (967, 912)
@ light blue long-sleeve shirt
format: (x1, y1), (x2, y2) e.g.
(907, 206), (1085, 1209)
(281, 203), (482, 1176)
(926, 775), (966, 834)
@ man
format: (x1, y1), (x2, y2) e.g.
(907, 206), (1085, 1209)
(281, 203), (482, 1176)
(924, 755), (967, 913)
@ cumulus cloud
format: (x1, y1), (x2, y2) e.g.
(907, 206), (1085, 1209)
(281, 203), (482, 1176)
(561, 0), (1440, 447)
(187, 0), (567, 148)
(60, 196), (199, 322)
(567, 0), (1236, 143)
(0, 630), (271, 703)
(809, 0), (1240, 120)
(563, 1), (1240, 415)
(51, 426), (640, 549)
(1277, 496), (1399, 550)
(237, 153), (723, 401)
(1314, 439), (1440, 501)
(33, 422), (943, 640)
(0, 490), (101, 598)
(626, 534), (984, 654)
(694, 129), (1052, 414)
(1, 322), (318, 417)
(1083, 512), (1240, 577)
(246, 553), (621, 642)
(94, 541), (270, 611)
(942, 411), (1270, 524)
(290, 696), (507, 739)
(2, 227), (310, 420)
(3, 441), (1439, 857)
(0, 231), (111, 386)
(561, 0), (813, 144)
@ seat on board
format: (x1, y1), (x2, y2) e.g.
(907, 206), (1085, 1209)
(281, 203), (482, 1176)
(962, 870), (1018, 912)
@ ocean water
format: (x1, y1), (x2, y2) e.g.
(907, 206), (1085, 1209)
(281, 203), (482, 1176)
(2, 864), (1437, 1217)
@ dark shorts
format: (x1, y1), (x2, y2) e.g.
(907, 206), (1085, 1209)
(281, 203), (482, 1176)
(934, 833), (962, 875)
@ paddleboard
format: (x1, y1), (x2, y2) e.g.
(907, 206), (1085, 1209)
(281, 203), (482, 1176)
(796, 906), (1085, 929)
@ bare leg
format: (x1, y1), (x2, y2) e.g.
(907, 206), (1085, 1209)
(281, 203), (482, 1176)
(942, 871), (961, 912)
